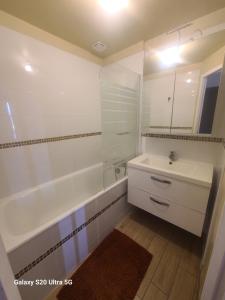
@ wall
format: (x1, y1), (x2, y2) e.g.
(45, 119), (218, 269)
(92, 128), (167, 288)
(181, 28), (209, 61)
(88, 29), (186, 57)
(200, 149), (225, 299)
(0, 25), (102, 199)
(0, 22), (142, 300)
(200, 148), (225, 294)
(117, 51), (144, 75)
(201, 45), (225, 75)
(142, 137), (223, 167)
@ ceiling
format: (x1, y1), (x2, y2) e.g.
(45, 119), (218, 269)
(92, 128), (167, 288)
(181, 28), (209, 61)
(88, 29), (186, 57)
(0, 0), (225, 58)
(144, 30), (225, 75)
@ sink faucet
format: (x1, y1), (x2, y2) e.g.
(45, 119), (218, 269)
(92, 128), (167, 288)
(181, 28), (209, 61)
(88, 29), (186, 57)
(169, 151), (176, 162)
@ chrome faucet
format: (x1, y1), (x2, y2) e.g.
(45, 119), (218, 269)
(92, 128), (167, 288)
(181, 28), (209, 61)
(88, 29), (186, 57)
(169, 151), (176, 162)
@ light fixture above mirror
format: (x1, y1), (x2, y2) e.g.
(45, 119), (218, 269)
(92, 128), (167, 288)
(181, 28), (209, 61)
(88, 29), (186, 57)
(156, 46), (182, 67)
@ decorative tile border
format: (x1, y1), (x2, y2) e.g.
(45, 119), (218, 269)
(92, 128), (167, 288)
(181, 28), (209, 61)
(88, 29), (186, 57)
(14, 192), (127, 279)
(148, 126), (192, 130)
(0, 132), (102, 150)
(116, 132), (131, 136)
(142, 133), (223, 143)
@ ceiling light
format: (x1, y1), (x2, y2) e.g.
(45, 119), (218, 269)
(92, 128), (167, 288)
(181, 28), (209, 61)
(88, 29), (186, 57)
(99, 0), (129, 13)
(157, 46), (182, 66)
(186, 78), (192, 83)
(24, 64), (33, 72)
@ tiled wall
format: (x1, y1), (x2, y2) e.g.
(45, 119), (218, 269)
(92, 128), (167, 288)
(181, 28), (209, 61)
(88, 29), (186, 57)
(142, 136), (223, 167)
(8, 179), (130, 300)
(0, 26), (102, 199)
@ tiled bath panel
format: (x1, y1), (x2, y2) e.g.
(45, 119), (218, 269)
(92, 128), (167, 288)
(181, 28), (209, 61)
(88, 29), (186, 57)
(8, 179), (131, 300)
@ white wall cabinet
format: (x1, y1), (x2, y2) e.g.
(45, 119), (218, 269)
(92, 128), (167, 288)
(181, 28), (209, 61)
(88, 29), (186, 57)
(143, 73), (175, 132)
(171, 69), (200, 133)
(143, 68), (200, 134)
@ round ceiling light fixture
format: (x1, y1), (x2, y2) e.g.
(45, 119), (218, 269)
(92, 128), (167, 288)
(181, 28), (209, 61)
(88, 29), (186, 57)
(99, 0), (129, 14)
(91, 41), (107, 53)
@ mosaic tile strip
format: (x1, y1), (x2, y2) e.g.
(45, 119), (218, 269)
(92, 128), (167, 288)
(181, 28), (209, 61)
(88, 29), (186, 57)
(142, 133), (223, 143)
(14, 192), (127, 279)
(0, 132), (102, 150)
(149, 126), (192, 130)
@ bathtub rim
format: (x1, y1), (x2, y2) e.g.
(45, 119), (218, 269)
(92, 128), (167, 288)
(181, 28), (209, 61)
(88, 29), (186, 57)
(1, 175), (128, 253)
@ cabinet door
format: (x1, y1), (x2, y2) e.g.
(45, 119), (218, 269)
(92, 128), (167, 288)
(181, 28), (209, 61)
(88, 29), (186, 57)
(143, 72), (175, 133)
(171, 69), (200, 133)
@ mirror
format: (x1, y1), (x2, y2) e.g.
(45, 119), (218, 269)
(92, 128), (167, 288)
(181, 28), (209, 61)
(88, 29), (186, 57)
(142, 27), (225, 136)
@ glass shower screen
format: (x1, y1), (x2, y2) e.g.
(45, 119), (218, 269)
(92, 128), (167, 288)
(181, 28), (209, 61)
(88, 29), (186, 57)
(100, 64), (140, 188)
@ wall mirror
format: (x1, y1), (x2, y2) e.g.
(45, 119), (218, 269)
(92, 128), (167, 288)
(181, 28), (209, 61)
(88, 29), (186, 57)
(142, 24), (225, 137)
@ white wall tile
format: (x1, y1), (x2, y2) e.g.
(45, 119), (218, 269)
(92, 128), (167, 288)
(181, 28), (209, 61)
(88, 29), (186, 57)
(0, 135), (102, 198)
(0, 26), (101, 143)
(142, 137), (223, 167)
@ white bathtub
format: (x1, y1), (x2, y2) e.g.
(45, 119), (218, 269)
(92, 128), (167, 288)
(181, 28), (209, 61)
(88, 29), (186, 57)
(0, 163), (123, 253)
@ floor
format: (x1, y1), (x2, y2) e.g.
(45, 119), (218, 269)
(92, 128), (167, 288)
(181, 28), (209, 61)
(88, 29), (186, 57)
(117, 210), (202, 300)
(46, 210), (202, 300)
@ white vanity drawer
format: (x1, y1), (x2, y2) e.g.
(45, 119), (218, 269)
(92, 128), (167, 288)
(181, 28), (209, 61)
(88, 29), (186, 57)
(128, 187), (204, 236)
(128, 167), (210, 213)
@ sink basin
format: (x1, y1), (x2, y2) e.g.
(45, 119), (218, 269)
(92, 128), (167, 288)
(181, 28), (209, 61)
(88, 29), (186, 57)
(128, 154), (213, 187)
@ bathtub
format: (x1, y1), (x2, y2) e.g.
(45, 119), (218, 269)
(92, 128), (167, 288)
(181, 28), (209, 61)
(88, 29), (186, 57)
(1, 162), (129, 300)
(0, 163), (127, 253)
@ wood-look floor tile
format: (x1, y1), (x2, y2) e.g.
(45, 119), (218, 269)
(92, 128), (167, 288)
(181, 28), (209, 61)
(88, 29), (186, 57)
(192, 273), (200, 300)
(143, 284), (167, 300)
(119, 216), (143, 239)
(180, 237), (201, 276)
(137, 235), (168, 298)
(44, 287), (59, 300)
(152, 242), (183, 295)
(133, 225), (155, 250)
(169, 267), (196, 300)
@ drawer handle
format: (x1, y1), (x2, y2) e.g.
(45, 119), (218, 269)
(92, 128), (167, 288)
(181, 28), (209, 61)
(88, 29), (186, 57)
(149, 196), (170, 207)
(151, 176), (171, 185)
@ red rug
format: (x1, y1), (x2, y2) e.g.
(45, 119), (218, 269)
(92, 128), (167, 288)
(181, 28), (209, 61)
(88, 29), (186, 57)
(57, 229), (152, 300)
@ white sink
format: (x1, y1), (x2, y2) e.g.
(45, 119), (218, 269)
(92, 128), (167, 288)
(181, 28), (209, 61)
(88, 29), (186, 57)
(128, 154), (213, 187)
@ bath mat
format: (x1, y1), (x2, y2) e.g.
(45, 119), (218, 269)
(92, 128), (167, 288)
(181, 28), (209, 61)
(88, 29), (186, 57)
(57, 229), (152, 300)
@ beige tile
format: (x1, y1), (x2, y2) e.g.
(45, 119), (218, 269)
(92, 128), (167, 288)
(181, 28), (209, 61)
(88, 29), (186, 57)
(119, 216), (143, 239)
(193, 274), (200, 300)
(133, 224), (155, 250)
(152, 242), (182, 295)
(169, 267), (196, 300)
(137, 235), (168, 298)
(180, 237), (201, 276)
(44, 286), (60, 300)
(143, 284), (167, 300)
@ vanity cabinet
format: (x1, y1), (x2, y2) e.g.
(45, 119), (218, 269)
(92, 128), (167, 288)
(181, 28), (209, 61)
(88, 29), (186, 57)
(128, 166), (212, 236)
